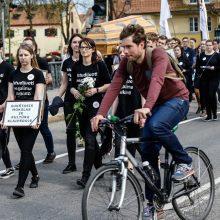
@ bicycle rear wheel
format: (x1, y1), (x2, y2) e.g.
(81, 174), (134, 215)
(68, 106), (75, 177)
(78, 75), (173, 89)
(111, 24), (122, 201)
(82, 164), (144, 220)
(172, 146), (215, 220)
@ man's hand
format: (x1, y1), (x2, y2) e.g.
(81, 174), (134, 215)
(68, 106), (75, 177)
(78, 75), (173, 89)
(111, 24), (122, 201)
(90, 114), (104, 132)
(134, 108), (151, 128)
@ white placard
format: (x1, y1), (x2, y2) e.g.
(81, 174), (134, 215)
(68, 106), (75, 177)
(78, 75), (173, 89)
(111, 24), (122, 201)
(2, 100), (41, 127)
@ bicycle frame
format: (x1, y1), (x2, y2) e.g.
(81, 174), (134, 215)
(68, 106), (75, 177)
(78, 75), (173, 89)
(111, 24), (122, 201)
(107, 125), (171, 209)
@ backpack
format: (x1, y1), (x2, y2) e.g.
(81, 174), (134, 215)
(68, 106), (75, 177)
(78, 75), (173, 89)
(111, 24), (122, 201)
(127, 47), (186, 83)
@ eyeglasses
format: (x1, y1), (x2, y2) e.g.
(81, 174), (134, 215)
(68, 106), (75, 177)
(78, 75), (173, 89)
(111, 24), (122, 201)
(80, 46), (92, 50)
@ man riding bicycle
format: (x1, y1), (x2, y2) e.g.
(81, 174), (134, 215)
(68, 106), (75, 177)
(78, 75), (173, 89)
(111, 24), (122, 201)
(91, 24), (193, 219)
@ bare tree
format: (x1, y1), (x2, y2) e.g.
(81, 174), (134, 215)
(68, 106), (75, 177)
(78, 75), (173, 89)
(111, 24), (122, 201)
(13, 0), (87, 43)
(108, 0), (129, 20)
(44, 0), (87, 44)
(14, 0), (39, 32)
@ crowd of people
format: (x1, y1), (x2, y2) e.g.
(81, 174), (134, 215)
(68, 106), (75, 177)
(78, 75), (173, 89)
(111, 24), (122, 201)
(0, 23), (220, 219)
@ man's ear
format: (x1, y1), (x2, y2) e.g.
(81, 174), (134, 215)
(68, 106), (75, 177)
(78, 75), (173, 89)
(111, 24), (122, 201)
(140, 41), (145, 49)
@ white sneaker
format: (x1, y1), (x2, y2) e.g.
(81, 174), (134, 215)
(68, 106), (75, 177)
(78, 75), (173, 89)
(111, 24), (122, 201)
(0, 168), (15, 179)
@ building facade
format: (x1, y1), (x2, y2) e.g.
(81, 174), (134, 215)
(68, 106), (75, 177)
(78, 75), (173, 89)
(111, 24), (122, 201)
(115, 0), (220, 43)
(5, 3), (83, 57)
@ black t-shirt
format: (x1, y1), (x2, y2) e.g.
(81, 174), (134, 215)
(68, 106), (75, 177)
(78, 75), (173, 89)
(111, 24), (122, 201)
(114, 74), (142, 118)
(36, 55), (51, 73)
(71, 61), (111, 110)
(177, 55), (191, 78)
(61, 57), (76, 102)
(196, 52), (220, 80)
(9, 68), (45, 100)
(0, 61), (15, 104)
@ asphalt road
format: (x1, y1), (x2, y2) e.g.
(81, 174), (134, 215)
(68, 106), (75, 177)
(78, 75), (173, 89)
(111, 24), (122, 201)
(1, 101), (220, 219)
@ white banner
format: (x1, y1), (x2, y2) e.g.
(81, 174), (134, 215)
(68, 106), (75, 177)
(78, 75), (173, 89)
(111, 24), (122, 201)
(159, 0), (172, 38)
(200, 0), (209, 40)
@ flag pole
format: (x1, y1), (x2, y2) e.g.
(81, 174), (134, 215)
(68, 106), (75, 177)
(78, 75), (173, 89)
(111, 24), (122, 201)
(170, 16), (176, 37)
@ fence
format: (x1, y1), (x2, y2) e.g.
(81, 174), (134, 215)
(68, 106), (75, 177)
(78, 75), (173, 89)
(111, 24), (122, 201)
(48, 61), (62, 89)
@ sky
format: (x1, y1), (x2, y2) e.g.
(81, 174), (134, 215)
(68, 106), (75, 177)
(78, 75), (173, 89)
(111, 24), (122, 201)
(74, 0), (94, 14)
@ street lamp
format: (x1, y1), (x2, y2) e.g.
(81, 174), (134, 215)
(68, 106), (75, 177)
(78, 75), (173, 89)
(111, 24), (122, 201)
(1, 0), (6, 59)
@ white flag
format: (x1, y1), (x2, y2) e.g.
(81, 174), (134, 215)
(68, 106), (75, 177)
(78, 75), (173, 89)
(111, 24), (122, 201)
(159, 0), (172, 38)
(200, 0), (209, 40)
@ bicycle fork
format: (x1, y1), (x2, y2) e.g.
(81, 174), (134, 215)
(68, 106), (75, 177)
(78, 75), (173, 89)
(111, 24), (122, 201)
(108, 159), (128, 211)
(108, 134), (128, 211)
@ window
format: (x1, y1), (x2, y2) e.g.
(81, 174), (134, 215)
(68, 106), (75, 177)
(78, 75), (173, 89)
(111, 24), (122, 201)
(24, 29), (36, 37)
(76, 28), (78, 33)
(6, 30), (14, 38)
(12, 14), (21, 20)
(45, 28), (57, 37)
(71, 28), (74, 36)
(208, 17), (211, 31)
(190, 17), (198, 32)
(190, 0), (209, 4)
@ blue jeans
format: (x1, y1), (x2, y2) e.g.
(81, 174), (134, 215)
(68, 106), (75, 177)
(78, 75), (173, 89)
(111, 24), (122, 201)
(141, 98), (192, 202)
(40, 100), (55, 154)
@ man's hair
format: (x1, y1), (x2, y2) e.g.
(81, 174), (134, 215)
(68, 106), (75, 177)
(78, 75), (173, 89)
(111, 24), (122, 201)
(146, 32), (159, 42)
(158, 35), (168, 42)
(206, 39), (213, 45)
(190, 37), (196, 43)
(23, 37), (38, 53)
(182, 36), (189, 41)
(0, 40), (3, 48)
(119, 24), (146, 46)
(213, 39), (219, 44)
(172, 37), (181, 45)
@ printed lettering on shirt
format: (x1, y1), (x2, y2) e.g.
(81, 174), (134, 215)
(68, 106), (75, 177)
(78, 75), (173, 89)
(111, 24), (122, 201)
(76, 71), (98, 84)
(0, 73), (4, 83)
(119, 76), (133, 96)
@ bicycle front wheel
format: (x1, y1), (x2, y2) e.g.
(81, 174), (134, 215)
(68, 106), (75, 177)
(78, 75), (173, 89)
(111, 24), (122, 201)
(172, 146), (215, 220)
(82, 164), (144, 220)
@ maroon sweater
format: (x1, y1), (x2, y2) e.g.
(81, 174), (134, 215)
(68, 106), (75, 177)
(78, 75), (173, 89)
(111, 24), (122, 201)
(98, 47), (189, 116)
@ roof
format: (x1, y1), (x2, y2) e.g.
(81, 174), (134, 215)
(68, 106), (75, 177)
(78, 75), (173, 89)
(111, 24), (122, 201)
(10, 5), (60, 27)
(125, 0), (219, 14)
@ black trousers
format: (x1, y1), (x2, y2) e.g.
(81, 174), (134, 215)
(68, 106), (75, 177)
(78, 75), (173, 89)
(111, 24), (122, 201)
(0, 112), (12, 167)
(78, 109), (102, 178)
(64, 102), (76, 166)
(39, 100), (54, 154)
(0, 128), (12, 168)
(200, 77), (220, 117)
(13, 127), (39, 188)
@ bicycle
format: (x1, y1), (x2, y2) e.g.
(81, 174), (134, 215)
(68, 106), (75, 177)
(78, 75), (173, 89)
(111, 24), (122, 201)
(82, 115), (215, 220)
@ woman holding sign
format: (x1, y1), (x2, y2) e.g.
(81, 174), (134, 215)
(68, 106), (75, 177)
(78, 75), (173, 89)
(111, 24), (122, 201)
(1, 44), (45, 198)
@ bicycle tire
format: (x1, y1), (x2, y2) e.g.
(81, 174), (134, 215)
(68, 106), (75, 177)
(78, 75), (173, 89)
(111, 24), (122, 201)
(172, 146), (215, 220)
(82, 164), (144, 220)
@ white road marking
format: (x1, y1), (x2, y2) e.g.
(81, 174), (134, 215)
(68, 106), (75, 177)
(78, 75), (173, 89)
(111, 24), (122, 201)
(0, 148), (85, 174)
